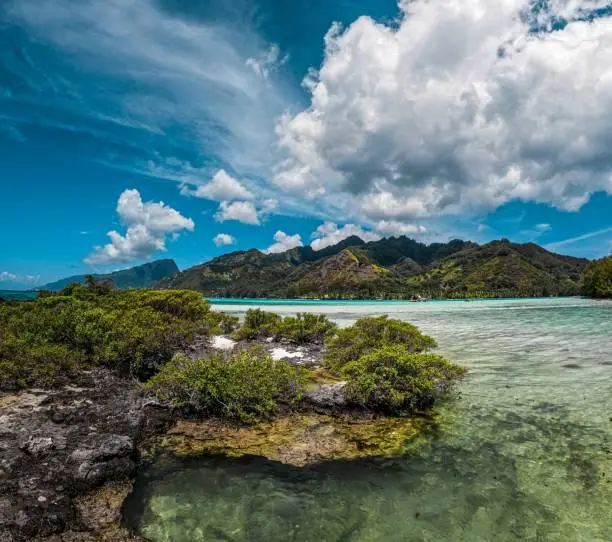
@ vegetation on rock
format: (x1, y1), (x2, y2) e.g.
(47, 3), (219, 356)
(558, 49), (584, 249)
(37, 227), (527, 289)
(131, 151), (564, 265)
(159, 413), (432, 467)
(342, 346), (465, 414)
(146, 348), (306, 423)
(1, 286), (463, 422)
(582, 256), (612, 299)
(0, 280), (219, 389)
(232, 308), (337, 343)
(231, 308), (282, 340)
(320, 316), (464, 414)
(324, 315), (437, 373)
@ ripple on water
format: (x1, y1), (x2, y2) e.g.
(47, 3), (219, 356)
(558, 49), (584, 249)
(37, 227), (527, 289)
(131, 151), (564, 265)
(126, 298), (612, 541)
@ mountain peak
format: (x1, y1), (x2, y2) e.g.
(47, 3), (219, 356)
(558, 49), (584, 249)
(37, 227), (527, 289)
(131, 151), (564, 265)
(40, 259), (179, 291)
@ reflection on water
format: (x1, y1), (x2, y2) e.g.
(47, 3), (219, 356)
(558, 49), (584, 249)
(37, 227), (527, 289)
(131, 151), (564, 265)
(126, 298), (612, 541)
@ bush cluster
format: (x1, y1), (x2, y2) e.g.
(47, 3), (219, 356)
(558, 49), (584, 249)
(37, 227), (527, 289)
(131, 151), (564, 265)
(1, 284), (465, 419)
(342, 345), (465, 414)
(323, 315), (437, 373)
(0, 281), (221, 389)
(582, 256), (612, 299)
(323, 316), (463, 414)
(232, 309), (337, 344)
(145, 347), (306, 423)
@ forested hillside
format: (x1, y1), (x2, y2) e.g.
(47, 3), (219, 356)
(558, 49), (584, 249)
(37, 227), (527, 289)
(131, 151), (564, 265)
(159, 237), (588, 299)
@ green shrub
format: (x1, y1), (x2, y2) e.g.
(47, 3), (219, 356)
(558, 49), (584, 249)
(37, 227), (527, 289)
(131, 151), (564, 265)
(233, 309), (336, 344)
(0, 283), (219, 389)
(274, 313), (337, 344)
(204, 311), (240, 335)
(0, 336), (84, 390)
(342, 345), (465, 414)
(145, 347), (306, 423)
(324, 316), (437, 373)
(583, 256), (612, 299)
(232, 309), (282, 340)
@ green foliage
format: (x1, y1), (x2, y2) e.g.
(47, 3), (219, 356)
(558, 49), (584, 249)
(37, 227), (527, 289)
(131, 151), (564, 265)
(146, 347), (306, 423)
(203, 311), (240, 335)
(324, 316), (437, 373)
(232, 309), (282, 340)
(0, 281), (218, 389)
(342, 345), (465, 414)
(274, 313), (337, 344)
(582, 256), (612, 299)
(232, 309), (336, 344)
(0, 336), (84, 390)
(159, 236), (587, 300)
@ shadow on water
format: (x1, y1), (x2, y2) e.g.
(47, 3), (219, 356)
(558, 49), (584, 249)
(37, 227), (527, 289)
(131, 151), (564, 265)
(123, 406), (611, 542)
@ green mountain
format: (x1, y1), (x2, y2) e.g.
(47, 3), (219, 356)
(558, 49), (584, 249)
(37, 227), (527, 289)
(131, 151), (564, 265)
(40, 259), (180, 291)
(158, 237), (588, 299)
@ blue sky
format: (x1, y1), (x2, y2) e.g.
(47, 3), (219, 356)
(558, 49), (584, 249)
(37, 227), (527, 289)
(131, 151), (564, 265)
(1, 0), (612, 289)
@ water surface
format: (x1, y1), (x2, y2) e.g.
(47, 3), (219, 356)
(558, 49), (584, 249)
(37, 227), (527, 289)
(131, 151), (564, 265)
(127, 298), (612, 541)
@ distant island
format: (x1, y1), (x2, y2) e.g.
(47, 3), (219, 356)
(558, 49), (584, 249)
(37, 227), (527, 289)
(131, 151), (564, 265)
(10, 236), (597, 302)
(38, 259), (179, 291)
(159, 236), (588, 300)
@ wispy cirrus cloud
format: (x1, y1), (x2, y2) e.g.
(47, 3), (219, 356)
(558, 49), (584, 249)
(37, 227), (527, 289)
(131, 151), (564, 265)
(545, 226), (612, 251)
(3, 0), (296, 186)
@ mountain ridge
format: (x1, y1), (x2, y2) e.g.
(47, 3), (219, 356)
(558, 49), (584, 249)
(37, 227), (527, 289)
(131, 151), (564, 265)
(158, 237), (589, 299)
(39, 259), (180, 291)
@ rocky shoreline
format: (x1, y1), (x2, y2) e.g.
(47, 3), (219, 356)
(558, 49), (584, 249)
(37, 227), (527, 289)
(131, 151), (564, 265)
(0, 336), (441, 541)
(0, 369), (173, 541)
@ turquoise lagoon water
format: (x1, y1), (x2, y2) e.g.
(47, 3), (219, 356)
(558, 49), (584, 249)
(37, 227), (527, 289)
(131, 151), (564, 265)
(0, 290), (38, 301)
(127, 298), (612, 541)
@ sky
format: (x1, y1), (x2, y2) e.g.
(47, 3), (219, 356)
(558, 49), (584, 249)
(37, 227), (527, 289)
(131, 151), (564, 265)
(1, 0), (612, 289)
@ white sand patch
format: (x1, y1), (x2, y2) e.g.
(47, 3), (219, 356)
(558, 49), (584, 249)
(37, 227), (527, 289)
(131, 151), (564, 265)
(211, 336), (236, 351)
(271, 348), (304, 361)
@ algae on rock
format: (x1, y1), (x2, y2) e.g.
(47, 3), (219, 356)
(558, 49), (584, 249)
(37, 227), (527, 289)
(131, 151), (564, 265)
(156, 412), (434, 468)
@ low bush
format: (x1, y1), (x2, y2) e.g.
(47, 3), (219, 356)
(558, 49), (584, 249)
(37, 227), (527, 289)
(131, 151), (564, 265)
(274, 313), (337, 344)
(0, 281), (220, 389)
(204, 311), (240, 335)
(324, 316), (437, 373)
(232, 309), (282, 340)
(582, 256), (612, 299)
(342, 345), (465, 414)
(0, 337), (84, 390)
(145, 347), (306, 423)
(232, 309), (336, 344)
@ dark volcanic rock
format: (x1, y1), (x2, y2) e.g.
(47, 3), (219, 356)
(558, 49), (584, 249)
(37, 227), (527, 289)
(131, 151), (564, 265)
(0, 370), (171, 541)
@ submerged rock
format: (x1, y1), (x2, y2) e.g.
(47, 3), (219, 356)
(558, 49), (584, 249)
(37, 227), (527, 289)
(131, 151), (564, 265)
(304, 381), (348, 408)
(155, 413), (432, 468)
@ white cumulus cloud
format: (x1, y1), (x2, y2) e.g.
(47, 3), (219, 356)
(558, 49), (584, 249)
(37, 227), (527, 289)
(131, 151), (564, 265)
(310, 222), (381, 251)
(264, 231), (304, 254)
(213, 233), (237, 247)
(86, 189), (194, 264)
(275, 0), (612, 221)
(182, 170), (253, 201)
(375, 221), (428, 237)
(214, 198), (278, 225)
(214, 201), (261, 225)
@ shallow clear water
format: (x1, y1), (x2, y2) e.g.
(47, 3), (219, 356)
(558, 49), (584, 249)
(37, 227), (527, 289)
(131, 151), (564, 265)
(127, 298), (612, 541)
